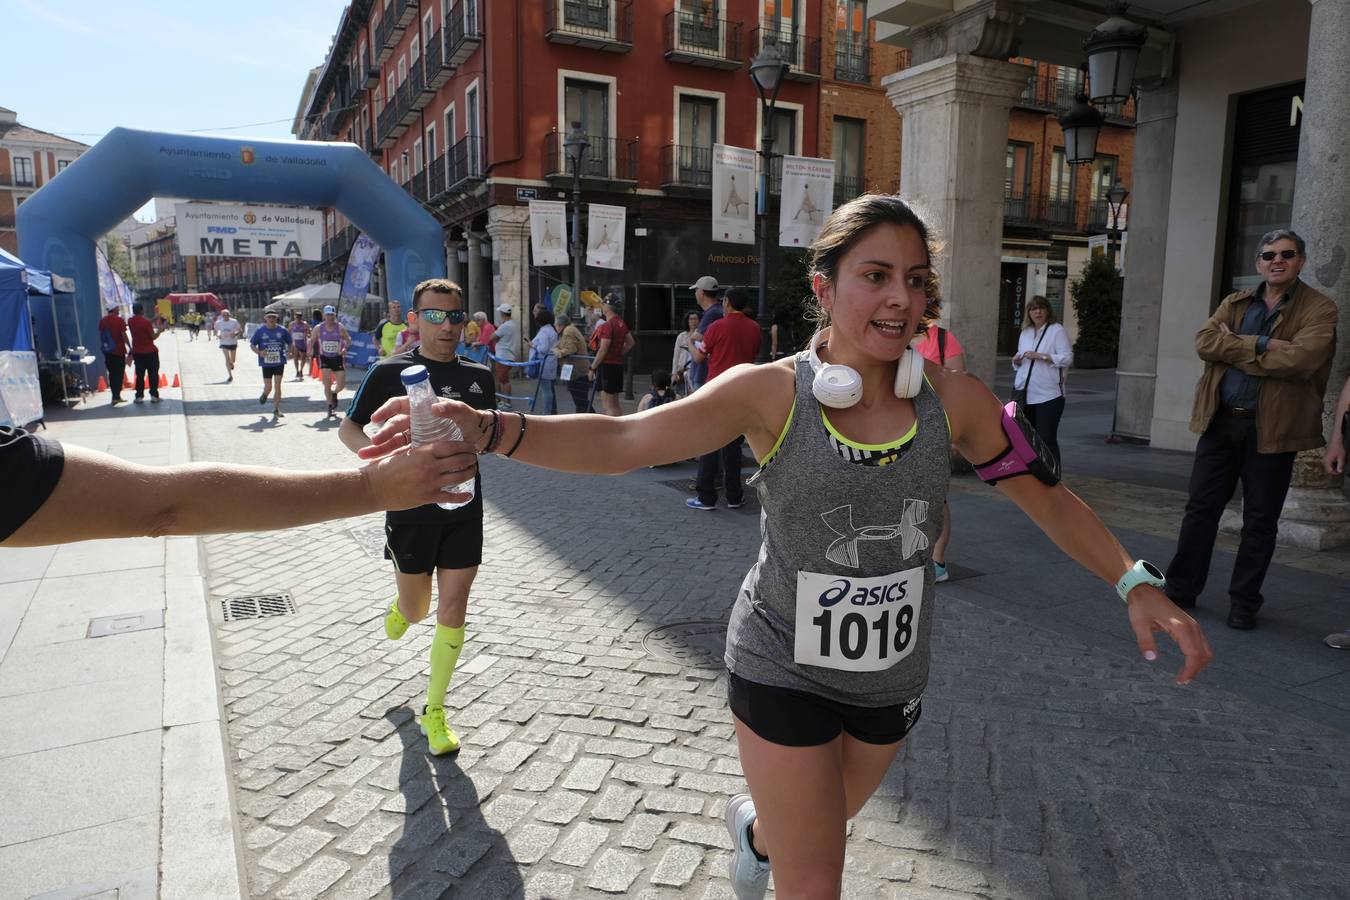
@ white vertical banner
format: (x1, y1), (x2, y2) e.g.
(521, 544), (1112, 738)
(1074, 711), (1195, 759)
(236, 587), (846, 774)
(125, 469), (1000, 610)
(586, 203), (626, 270)
(528, 200), (569, 267)
(712, 143), (755, 245)
(779, 155), (836, 248)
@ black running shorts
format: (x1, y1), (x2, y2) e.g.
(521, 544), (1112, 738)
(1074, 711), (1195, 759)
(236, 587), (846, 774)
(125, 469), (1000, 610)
(727, 672), (923, 747)
(384, 521), (483, 574)
(597, 363), (623, 394)
(320, 355), (345, 371)
(261, 365), (286, 379)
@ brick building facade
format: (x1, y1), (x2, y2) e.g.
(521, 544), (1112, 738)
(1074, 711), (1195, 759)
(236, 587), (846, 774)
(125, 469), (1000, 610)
(0, 107), (87, 257)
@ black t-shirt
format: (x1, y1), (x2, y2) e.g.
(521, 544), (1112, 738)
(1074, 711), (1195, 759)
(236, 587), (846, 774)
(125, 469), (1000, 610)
(347, 349), (496, 524)
(1, 426), (65, 543)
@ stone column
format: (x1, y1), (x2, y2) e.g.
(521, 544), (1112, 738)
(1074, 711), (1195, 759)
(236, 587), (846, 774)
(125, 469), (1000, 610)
(465, 233), (487, 318)
(1112, 80), (1179, 441)
(1261, 0), (1350, 549)
(487, 205), (530, 319)
(884, 53), (1030, 388)
(446, 240), (463, 288)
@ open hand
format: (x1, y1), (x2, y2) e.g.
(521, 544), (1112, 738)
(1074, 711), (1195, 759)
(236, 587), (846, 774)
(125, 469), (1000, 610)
(1126, 585), (1214, 685)
(357, 396), (488, 461)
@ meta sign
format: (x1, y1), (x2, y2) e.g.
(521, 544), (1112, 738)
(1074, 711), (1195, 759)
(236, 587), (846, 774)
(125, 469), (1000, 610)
(175, 202), (323, 260)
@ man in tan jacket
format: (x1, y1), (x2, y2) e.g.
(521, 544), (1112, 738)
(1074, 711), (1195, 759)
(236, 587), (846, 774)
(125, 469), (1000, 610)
(1166, 229), (1337, 630)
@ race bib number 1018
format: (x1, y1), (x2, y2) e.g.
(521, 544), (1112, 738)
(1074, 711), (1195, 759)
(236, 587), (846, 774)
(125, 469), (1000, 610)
(794, 567), (925, 672)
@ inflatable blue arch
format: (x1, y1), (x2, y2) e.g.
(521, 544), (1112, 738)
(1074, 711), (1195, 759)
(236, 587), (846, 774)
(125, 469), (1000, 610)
(17, 128), (445, 377)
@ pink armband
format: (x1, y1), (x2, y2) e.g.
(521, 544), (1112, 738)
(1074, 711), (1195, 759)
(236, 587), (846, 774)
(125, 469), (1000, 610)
(973, 402), (1061, 486)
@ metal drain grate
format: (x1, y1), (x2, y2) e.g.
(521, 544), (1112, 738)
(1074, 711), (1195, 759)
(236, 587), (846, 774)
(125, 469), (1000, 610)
(221, 593), (296, 622)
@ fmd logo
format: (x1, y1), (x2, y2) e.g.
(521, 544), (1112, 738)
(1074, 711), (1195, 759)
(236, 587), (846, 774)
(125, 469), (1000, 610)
(243, 211), (256, 224)
(240, 147), (255, 165)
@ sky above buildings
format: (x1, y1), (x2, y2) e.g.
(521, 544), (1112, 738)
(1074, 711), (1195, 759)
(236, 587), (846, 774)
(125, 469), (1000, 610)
(3, 0), (345, 218)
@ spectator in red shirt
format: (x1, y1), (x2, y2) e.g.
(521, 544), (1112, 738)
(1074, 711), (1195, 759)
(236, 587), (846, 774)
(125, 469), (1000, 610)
(687, 288), (761, 510)
(588, 295), (634, 417)
(97, 302), (131, 405)
(126, 303), (162, 403)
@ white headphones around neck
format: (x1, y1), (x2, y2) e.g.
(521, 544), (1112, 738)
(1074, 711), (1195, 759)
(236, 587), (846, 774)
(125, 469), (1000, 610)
(807, 328), (925, 408)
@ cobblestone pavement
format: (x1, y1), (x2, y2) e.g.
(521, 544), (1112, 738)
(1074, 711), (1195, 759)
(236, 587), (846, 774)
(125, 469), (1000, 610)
(175, 336), (1350, 899)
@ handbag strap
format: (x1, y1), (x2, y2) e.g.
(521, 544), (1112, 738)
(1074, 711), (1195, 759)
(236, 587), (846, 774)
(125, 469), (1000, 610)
(1021, 326), (1049, 388)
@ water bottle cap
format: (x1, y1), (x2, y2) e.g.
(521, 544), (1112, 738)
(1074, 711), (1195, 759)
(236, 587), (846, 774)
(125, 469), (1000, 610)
(399, 365), (430, 386)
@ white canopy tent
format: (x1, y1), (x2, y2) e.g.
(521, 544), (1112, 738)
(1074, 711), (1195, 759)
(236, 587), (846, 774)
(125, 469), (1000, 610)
(265, 282), (383, 314)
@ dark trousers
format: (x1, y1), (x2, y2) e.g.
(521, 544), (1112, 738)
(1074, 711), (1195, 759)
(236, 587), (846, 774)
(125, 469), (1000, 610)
(103, 352), (126, 400)
(133, 351), (160, 399)
(566, 376), (592, 413)
(1025, 395), (1065, 467)
(697, 436), (745, 506)
(1165, 410), (1296, 611)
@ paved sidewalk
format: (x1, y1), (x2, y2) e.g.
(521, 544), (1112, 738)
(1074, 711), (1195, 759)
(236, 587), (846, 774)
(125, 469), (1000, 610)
(0, 335), (243, 900)
(166, 336), (1349, 899)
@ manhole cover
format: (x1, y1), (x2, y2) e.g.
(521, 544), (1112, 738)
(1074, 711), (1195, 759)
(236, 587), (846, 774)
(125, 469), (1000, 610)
(221, 593), (296, 622)
(348, 524), (386, 560)
(642, 620), (727, 669)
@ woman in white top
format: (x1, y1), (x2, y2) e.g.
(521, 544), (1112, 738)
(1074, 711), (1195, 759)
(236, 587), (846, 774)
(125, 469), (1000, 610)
(671, 310), (700, 397)
(1011, 295), (1073, 465)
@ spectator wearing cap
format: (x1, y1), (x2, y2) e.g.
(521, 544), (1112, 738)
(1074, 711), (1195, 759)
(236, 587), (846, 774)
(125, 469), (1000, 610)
(588, 295), (634, 416)
(97, 301), (131, 406)
(688, 275), (723, 392)
(489, 303), (519, 409)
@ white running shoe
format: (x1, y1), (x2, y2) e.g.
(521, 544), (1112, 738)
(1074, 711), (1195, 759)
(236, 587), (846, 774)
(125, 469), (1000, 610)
(725, 793), (770, 899)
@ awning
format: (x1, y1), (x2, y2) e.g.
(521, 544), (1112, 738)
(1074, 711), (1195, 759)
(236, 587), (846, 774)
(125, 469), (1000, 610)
(164, 292), (224, 310)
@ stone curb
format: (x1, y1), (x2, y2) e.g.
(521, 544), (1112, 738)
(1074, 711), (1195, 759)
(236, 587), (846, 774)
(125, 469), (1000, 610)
(157, 337), (249, 900)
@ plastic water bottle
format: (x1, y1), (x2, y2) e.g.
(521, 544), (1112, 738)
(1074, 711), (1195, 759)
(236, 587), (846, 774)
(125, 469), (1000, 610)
(400, 365), (475, 510)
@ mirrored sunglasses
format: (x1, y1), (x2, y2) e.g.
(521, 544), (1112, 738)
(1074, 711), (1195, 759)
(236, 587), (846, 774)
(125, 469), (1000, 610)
(1260, 249), (1298, 261)
(417, 308), (467, 325)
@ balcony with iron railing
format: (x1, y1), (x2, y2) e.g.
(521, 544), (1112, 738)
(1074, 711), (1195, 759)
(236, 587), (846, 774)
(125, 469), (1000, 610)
(833, 44), (870, 84)
(400, 65), (426, 125)
(359, 45), (380, 89)
(374, 0), (414, 62)
(660, 143), (713, 192)
(543, 132), (639, 185)
(749, 26), (821, 81)
(409, 169), (428, 203)
(663, 10), (742, 69)
(0, 171), (35, 189)
(545, 0), (633, 53)
(445, 135), (486, 193)
(446, 0), (482, 66)
(1003, 191), (1079, 231)
(1015, 67), (1136, 124)
(423, 27), (455, 92)
(833, 174), (863, 207)
(363, 126), (377, 157)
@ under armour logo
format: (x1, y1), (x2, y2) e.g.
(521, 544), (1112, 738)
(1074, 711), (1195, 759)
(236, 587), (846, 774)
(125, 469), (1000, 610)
(820, 502), (929, 568)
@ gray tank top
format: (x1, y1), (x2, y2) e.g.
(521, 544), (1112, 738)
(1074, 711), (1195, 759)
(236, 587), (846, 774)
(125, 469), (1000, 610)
(724, 353), (950, 707)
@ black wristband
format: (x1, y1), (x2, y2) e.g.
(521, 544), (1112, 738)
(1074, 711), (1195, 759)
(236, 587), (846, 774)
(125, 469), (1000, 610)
(503, 412), (527, 458)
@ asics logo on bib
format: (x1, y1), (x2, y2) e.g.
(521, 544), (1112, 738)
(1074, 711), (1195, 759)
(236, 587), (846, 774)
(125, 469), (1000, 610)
(817, 577), (910, 608)
(820, 502), (930, 568)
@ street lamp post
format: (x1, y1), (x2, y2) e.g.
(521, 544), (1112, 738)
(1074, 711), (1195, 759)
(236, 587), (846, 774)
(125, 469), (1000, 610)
(749, 42), (789, 316)
(563, 121), (589, 315)
(1105, 181), (1129, 269)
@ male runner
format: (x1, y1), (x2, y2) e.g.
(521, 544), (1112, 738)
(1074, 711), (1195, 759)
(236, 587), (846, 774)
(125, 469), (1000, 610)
(289, 310), (312, 380)
(311, 305), (352, 418)
(340, 278), (495, 755)
(250, 310), (292, 418)
(216, 309), (241, 382)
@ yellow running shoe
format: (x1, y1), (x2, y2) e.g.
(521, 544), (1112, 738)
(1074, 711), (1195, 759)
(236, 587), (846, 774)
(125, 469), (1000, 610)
(419, 705), (460, 755)
(384, 599), (410, 640)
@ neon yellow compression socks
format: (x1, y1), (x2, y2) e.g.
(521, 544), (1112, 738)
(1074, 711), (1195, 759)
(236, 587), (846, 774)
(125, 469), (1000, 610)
(426, 623), (464, 710)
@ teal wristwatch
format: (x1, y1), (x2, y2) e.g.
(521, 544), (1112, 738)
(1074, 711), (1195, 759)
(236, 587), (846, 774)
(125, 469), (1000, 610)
(1115, 559), (1166, 603)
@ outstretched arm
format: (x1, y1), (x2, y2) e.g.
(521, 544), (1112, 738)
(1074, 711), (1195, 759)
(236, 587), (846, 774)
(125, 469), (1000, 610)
(1325, 375), (1350, 476)
(4, 441), (480, 547)
(939, 369), (1213, 684)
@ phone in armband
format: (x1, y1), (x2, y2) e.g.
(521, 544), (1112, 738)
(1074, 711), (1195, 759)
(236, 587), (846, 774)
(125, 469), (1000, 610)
(973, 402), (1061, 486)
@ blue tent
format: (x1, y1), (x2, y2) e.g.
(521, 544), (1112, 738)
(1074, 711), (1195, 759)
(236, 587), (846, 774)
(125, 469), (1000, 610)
(0, 250), (42, 427)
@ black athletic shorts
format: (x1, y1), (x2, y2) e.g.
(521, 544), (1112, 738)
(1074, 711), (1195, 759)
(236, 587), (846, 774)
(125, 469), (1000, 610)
(320, 355), (345, 371)
(727, 671), (923, 747)
(261, 364), (286, 379)
(597, 363), (623, 394)
(384, 521), (483, 574)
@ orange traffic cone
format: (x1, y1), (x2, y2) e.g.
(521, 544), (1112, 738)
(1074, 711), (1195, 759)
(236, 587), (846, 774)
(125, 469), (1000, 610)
(310, 357), (320, 379)
(158, 373), (169, 388)
(172, 374), (181, 388)
(96, 375), (108, 392)
(123, 372), (134, 389)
